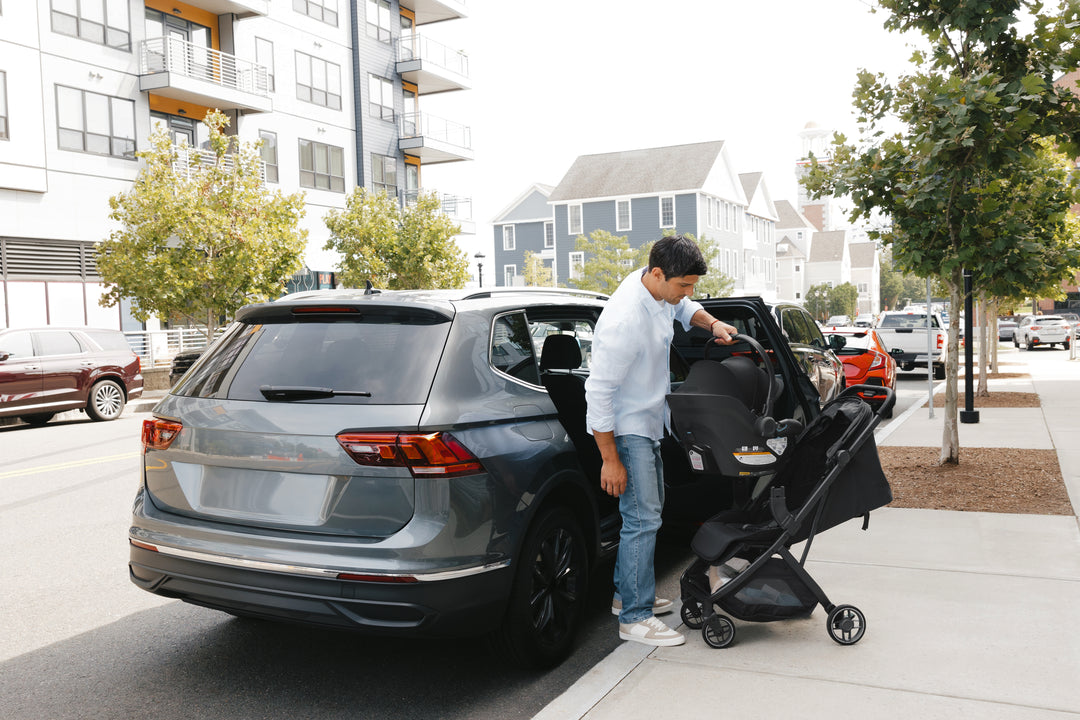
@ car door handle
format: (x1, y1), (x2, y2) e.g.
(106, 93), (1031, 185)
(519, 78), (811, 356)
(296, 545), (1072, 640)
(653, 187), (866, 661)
(80, 361), (95, 367)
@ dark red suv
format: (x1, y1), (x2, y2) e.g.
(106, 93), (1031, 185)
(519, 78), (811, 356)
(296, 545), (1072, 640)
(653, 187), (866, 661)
(0, 327), (143, 425)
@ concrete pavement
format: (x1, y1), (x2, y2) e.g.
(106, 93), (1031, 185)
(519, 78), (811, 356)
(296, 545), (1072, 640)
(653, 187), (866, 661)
(535, 345), (1080, 719)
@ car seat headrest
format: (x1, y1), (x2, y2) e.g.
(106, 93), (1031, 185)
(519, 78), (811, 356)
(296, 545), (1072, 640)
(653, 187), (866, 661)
(677, 355), (771, 412)
(539, 334), (582, 371)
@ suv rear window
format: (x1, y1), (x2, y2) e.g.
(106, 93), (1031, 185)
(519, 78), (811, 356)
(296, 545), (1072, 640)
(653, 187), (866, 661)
(878, 314), (941, 328)
(175, 313), (451, 404)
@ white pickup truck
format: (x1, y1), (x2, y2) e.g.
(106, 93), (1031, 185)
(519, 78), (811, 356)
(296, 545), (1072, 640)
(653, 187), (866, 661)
(875, 311), (948, 379)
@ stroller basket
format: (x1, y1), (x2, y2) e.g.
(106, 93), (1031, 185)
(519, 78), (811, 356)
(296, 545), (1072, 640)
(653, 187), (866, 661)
(723, 558), (818, 621)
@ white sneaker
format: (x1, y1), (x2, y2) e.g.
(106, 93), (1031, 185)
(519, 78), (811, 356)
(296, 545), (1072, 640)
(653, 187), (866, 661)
(611, 596), (674, 616)
(619, 616), (685, 647)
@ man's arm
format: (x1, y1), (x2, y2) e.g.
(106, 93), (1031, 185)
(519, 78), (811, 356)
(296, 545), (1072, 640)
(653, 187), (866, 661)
(690, 309), (738, 344)
(593, 430), (626, 497)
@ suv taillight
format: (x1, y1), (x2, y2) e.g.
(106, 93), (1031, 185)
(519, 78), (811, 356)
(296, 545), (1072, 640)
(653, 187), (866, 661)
(337, 432), (483, 478)
(142, 418), (183, 451)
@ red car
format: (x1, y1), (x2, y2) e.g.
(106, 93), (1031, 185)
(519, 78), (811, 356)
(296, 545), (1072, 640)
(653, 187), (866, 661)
(0, 327), (143, 426)
(823, 326), (897, 417)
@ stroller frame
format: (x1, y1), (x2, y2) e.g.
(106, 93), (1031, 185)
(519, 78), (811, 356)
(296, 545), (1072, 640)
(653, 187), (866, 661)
(676, 374), (894, 649)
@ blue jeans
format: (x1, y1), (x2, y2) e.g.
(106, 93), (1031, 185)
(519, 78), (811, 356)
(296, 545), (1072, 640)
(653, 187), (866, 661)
(613, 434), (665, 624)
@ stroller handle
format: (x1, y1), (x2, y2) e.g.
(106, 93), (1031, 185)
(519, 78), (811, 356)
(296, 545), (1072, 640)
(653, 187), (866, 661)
(705, 333), (777, 421)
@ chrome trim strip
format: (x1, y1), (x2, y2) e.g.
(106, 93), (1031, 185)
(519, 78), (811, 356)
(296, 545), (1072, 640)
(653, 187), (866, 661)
(132, 539), (510, 582)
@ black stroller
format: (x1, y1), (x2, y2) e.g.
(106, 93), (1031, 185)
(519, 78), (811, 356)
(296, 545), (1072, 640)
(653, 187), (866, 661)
(668, 334), (893, 648)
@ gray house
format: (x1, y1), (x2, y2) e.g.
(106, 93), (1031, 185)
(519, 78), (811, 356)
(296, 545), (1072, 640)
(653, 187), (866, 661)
(546, 141), (765, 289)
(491, 184), (555, 287)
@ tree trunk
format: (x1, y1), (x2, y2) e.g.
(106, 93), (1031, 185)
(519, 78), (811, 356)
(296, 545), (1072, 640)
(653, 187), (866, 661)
(941, 269), (962, 465)
(977, 291), (989, 397)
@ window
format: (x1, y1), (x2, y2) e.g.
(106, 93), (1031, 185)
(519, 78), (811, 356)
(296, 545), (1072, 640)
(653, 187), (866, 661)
(544, 221), (554, 249)
(794, 264), (801, 272)
(56, 85), (135, 159)
(615, 199), (631, 232)
(858, 283), (869, 293)
(568, 204), (582, 235)
(51, 0), (131, 51)
(293, 0), (337, 26)
(0, 71), (7, 141)
(371, 153), (396, 195)
(255, 37), (275, 92)
(295, 52), (342, 110)
(659, 196), (675, 228)
(490, 312), (538, 385)
(568, 251), (584, 280)
(527, 318), (595, 371)
(502, 225), (515, 251)
(504, 265), (517, 287)
(259, 130), (278, 183)
(368, 74), (394, 121)
(299, 139), (345, 192)
(366, 0), (392, 42)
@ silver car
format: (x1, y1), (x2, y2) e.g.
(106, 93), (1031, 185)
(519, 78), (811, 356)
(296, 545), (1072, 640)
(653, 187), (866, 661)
(1014, 315), (1070, 350)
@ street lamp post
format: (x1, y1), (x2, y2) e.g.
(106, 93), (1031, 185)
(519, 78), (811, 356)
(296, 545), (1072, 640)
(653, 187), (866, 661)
(474, 251), (485, 288)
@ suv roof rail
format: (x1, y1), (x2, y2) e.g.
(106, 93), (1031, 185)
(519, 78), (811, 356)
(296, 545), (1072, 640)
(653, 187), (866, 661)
(460, 287), (609, 301)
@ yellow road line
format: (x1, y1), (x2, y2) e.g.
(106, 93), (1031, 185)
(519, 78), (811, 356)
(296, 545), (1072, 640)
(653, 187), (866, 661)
(0, 451), (141, 480)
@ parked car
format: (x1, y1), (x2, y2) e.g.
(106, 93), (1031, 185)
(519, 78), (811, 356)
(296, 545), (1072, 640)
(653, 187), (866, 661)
(129, 289), (839, 669)
(1058, 312), (1080, 339)
(0, 327), (143, 425)
(825, 314), (852, 327)
(821, 327), (897, 417)
(853, 314), (875, 327)
(997, 317), (1019, 342)
(168, 349), (205, 387)
(1014, 315), (1071, 350)
(875, 310), (948, 380)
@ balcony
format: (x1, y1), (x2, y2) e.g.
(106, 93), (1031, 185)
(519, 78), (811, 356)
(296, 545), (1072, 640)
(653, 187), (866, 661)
(398, 0), (467, 25)
(397, 35), (469, 94)
(171, 144), (266, 184)
(178, 0), (269, 16)
(399, 112), (473, 164)
(403, 190), (475, 234)
(138, 37), (272, 113)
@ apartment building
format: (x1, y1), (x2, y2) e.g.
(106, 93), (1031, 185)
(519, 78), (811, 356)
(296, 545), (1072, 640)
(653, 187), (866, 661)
(0, 0), (471, 330)
(542, 140), (777, 297)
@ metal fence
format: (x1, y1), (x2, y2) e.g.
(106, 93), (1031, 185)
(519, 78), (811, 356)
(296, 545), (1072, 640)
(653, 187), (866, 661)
(124, 328), (220, 368)
(140, 37), (270, 97)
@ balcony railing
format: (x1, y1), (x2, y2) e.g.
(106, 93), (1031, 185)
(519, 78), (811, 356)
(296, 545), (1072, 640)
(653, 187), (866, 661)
(397, 34), (470, 78)
(139, 37), (270, 98)
(399, 112), (472, 149)
(171, 144), (266, 183)
(403, 190), (473, 220)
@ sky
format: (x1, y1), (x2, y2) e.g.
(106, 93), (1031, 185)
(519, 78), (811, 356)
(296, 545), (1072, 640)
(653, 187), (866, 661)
(420, 0), (924, 263)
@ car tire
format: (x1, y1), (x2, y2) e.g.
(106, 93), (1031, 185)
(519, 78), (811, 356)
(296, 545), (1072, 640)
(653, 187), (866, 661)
(933, 364), (946, 380)
(1013, 335), (1019, 348)
(489, 506), (589, 669)
(86, 379), (125, 421)
(20, 413), (56, 426)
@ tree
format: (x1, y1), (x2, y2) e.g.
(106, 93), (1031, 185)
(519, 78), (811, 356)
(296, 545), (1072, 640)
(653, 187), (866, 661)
(568, 229), (646, 294)
(805, 284), (832, 322)
(523, 251), (555, 287)
(97, 110), (307, 339)
(324, 189), (468, 289)
(802, 0), (1080, 464)
(828, 282), (859, 319)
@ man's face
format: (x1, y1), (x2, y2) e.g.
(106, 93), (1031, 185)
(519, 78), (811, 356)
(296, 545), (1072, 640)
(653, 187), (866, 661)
(656, 271), (699, 305)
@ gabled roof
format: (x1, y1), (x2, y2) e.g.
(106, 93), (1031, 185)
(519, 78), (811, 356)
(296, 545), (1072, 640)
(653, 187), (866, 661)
(773, 200), (816, 231)
(548, 141), (727, 202)
(849, 242), (878, 268)
(776, 236), (807, 260)
(808, 231), (847, 262)
(739, 172), (763, 204)
(491, 183), (555, 224)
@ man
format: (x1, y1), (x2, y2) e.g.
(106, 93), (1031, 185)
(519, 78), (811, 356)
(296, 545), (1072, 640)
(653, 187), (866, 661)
(585, 234), (737, 647)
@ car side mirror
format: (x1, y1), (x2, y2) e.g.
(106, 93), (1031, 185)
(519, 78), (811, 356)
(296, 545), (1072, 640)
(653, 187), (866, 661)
(828, 335), (847, 351)
(0, 350), (10, 362)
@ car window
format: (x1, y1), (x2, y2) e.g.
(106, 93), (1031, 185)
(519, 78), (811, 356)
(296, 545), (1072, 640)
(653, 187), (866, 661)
(491, 312), (540, 385)
(1036, 317), (1064, 325)
(780, 308), (814, 345)
(35, 331), (83, 356)
(175, 311), (451, 404)
(0, 331), (34, 359)
(527, 318), (594, 371)
(83, 329), (132, 352)
(878, 314), (940, 329)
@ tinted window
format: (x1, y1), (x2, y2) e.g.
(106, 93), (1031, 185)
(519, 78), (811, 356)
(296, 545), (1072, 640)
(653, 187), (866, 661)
(175, 312), (451, 404)
(35, 331), (83, 356)
(491, 312), (539, 385)
(878, 314), (940, 328)
(0, 331), (34, 359)
(780, 308), (814, 345)
(84, 329), (131, 352)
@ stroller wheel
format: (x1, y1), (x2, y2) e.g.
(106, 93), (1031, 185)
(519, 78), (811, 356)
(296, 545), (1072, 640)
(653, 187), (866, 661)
(680, 600), (704, 630)
(827, 605), (866, 645)
(702, 614), (736, 648)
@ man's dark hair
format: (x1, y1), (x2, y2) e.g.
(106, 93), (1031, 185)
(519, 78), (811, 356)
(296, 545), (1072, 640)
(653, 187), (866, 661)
(648, 234), (707, 279)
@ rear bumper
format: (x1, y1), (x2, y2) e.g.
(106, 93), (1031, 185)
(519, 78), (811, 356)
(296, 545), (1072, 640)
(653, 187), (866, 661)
(129, 543), (513, 637)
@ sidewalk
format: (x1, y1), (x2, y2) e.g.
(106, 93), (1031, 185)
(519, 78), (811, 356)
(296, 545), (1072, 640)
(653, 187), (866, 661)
(535, 347), (1080, 719)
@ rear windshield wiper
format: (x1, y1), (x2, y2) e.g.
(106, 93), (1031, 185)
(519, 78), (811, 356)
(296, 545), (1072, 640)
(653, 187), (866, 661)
(259, 385), (372, 401)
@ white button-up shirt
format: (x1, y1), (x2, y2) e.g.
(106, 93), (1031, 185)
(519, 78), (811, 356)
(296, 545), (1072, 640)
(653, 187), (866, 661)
(585, 268), (702, 441)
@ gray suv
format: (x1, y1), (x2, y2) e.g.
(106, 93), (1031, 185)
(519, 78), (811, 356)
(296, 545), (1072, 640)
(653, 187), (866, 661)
(129, 288), (833, 667)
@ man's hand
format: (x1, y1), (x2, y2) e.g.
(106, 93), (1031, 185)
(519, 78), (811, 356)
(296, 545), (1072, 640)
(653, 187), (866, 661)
(601, 458), (628, 497)
(711, 319), (738, 344)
